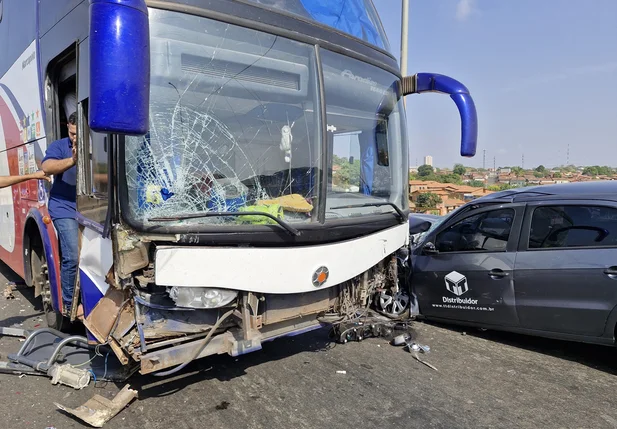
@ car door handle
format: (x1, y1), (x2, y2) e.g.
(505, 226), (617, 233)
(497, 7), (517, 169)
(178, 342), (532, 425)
(604, 267), (617, 278)
(488, 269), (508, 279)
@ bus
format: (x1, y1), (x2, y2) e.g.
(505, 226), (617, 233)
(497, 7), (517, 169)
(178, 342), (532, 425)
(0, 0), (477, 376)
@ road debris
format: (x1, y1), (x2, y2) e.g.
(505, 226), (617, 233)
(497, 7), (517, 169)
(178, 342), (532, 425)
(3, 283), (15, 300)
(406, 342), (438, 371)
(332, 318), (416, 344)
(409, 349), (438, 371)
(54, 384), (138, 427)
(49, 364), (91, 390)
(215, 401), (230, 410)
(336, 370), (347, 375)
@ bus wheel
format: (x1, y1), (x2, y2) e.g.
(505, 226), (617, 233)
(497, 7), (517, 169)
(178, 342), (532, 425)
(31, 245), (68, 331)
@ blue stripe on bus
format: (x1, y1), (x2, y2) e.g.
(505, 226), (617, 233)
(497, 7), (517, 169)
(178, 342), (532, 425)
(0, 83), (26, 122)
(79, 268), (105, 343)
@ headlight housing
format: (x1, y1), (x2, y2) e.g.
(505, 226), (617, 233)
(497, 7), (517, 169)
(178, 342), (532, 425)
(167, 286), (238, 309)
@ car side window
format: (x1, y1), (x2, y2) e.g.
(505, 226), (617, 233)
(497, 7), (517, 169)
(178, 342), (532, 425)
(529, 205), (617, 249)
(435, 208), (515, 253)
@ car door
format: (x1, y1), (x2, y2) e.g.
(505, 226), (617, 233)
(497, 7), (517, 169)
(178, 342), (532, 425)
(514, 201), (617, 336)
(412, 204), (523, 326)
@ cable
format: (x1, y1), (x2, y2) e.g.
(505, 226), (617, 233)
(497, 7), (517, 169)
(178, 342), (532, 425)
(103, 352), (109, 380)
(152, 307), (236, 377)
(73, 344), (105, 367)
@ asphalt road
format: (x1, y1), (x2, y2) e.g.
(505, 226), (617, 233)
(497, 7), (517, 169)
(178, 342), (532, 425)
(1, 260), (616, 429)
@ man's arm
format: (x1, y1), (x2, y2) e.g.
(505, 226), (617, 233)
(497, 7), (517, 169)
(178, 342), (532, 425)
(42, 144), (76, 175)
(0, 171), (51, 189)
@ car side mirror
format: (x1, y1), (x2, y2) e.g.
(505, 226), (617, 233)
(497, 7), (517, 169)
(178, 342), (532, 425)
(409, 220), (432, 235)
(422, 242), (439, 255)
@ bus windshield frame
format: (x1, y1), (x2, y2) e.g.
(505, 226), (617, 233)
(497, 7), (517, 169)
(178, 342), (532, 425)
(117, 6), (408, 234)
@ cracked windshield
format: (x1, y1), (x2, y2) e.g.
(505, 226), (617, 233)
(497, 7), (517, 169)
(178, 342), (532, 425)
(123, 9), (406, 228)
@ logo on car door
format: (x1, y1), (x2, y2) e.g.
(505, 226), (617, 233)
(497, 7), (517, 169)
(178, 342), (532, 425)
(445, 271), (469, 296)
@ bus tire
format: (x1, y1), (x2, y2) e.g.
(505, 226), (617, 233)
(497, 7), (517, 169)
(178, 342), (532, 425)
(31, 242), (68, 332)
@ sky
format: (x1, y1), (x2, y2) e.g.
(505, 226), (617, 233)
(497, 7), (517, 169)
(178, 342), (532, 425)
(373, 0), (617, 169)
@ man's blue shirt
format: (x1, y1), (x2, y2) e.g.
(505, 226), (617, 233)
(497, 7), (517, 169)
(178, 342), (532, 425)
(42, 137), (76, 220)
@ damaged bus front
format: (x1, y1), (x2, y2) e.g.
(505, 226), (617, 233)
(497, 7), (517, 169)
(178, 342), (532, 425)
(82, 0), (477, 376)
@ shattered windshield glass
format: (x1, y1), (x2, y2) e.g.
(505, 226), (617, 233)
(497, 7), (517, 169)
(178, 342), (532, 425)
(124, 10), (322, 228)
(121, 9), (407, 230)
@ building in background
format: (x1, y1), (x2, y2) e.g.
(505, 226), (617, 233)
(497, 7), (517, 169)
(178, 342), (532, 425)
(424, 155), (433, 166)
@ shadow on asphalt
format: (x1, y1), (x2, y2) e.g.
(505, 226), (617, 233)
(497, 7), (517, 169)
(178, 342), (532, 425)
(133, 327), (337, 399)
(423, 320), (617, 376)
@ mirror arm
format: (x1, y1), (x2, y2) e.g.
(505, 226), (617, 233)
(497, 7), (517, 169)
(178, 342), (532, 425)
(400, 73), (478, 157)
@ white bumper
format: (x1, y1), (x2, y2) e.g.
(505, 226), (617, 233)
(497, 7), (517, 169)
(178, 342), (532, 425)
(154, 223), (408, 294)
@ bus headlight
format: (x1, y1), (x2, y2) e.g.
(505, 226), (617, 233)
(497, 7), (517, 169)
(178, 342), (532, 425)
(168, 287), (238, 309)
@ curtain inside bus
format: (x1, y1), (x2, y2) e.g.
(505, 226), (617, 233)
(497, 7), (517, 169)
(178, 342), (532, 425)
(299, 0), (383, 49)
(244, 0), (388, 50)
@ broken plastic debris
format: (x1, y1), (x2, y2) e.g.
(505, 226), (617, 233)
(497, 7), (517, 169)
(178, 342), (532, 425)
(392, 333), (411, 346)
(55, 384), (138, 428)
(336, 370), (346, 375)
(3, 284), (15, 300)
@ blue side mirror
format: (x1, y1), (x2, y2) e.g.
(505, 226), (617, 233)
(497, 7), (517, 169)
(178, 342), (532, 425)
(89, 0), (150, 135)
(400, 73), (478, 157)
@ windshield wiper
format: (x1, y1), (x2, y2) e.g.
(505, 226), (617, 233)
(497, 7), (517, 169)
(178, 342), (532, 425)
(329, 202), (406, 222)
(148, 211), (301, 236)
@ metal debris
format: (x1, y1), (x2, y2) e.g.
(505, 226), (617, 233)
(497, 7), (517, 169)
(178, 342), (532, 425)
(406, 342), (438, 371)
(49, 364), (91, 390)
(55, 384), (138, 427)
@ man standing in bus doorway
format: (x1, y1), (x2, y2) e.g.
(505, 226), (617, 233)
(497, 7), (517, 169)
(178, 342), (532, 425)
(42, 112), (79, 316)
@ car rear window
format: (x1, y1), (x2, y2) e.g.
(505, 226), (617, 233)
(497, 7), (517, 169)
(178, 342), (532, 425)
(529, 205), (617, 249)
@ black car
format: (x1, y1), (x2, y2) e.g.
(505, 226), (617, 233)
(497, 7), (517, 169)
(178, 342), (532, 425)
(410, 181), (617, 346)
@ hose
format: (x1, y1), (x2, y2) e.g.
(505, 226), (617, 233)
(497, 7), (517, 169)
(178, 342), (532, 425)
(152, 307), (236, 377)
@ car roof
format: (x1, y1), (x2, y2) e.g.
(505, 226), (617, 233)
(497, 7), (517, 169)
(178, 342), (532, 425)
(474, 181), (617, 203)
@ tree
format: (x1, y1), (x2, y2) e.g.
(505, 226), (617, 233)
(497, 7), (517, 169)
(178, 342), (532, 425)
(582, 166), (599, 176)
(533, 171), (544, 178)
(416, 192), (442, 209)
(436, 174), (463, 185)
(488, 183), (516, 192)
(511, 166), (524, 176)
(417, 164), (434, 177)
(535, 165), (546, 173)
(453, 164), (466, 176)
(338, 160), (360, 186)
(468, 180), (485, 188)
(333, 155), (360, 186)
(553, 172), (562, 178)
